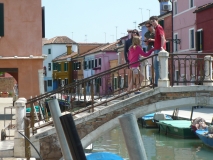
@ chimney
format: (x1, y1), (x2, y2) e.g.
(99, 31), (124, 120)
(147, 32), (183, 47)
(66, 44), (72, 55)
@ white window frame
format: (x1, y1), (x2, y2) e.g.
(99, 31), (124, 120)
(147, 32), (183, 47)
(173, 1), (178, 15)
(173, 33), (178, 52)
(117, 52), (121, 65)
(189, 28), (195, 49)
(189, 0), (194, 8)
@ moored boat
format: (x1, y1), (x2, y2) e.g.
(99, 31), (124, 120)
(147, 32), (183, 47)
(138, 113), (172, 128)
(157, 120), (197, 138)
(196, 125), (213, 148)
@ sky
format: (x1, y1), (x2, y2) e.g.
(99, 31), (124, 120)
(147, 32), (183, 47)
(42, 0), (161, 43)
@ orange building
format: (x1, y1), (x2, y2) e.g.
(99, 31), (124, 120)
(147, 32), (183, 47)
(0, 0), (44, 98)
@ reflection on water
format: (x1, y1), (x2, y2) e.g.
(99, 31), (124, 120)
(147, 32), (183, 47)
(91, 125), (213, 160)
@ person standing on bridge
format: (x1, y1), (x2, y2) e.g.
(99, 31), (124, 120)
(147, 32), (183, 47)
(127, 36), (154, 92)
(149, 16), (166, 87)
(144, 21), (155, 85)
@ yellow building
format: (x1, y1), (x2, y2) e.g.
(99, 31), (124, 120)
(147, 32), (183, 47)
(52, 45), (77, 89)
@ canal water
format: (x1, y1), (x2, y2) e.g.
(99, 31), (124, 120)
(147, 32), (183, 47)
(90, 125), (213, 160)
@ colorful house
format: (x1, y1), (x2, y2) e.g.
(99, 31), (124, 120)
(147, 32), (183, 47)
(82, 42), (119, 95)
(193, 2), (213, 53)
(0, 0), (44, 98)
(172, 0), (213, 83)
(43, 36), (76, 92)
(52, 45), (76, 90)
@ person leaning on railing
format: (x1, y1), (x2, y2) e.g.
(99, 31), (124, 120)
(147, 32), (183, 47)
(127, 36), (154, 92)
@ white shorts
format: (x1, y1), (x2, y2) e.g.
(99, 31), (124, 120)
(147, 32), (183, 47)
(131, 67), (139, 74)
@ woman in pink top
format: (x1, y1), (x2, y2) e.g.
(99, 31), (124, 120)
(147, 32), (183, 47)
(127, 36), (154, 92)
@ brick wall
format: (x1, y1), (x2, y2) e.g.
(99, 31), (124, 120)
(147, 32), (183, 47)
(0, 77), (15, 94)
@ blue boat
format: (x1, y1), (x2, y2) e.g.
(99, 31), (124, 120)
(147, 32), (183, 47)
(86, 152), (124, 160)
(138, 113), (172, 128)
(196, 129), (213, 148)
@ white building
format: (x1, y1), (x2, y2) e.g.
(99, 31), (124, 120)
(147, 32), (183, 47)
(42, 36), (77, 92)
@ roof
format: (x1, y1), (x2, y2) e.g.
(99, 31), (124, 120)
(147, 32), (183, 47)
(44, 36), (76, 45)
(194, 3), (213, 13)
(82, 41), (119, 56)
(138, 11), (172, 26)
(52, 52), (77, 62)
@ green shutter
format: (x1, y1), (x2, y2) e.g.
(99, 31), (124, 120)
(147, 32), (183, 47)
(0, 3), (4, 36)
(42, 7), (45, 38)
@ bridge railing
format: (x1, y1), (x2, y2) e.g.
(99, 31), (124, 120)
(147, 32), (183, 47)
(26, 54), (157, 133)
(169, 53), (213, 86)
(26, 51), (213, 133)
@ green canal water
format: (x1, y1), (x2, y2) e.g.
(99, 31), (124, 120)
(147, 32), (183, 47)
(90, 125), (213, 160)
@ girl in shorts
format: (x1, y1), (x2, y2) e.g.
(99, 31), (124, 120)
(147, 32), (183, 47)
(127, 36), (154, 92)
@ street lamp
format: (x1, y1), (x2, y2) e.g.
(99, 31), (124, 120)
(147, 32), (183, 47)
(104, 32), (106, 43)
(139, 8), (143, 23)
(147, 9), (150, 18)
(133, 21), (136, 29)
(85, 35), (87, 42)
(115, 26), (117, 41)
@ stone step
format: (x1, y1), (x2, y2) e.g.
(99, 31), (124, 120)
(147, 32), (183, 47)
(0, 140), (14, 158)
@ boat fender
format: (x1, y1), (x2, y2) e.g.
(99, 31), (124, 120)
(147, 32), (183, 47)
(1, 129), (6, 141)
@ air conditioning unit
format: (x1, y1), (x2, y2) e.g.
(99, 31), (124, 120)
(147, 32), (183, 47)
(163, 4), (171, 11)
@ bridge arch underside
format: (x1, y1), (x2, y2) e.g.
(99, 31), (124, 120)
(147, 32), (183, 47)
(79, 86), (213, 147)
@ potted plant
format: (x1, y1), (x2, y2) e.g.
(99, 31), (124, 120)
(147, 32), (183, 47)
(0, 92), (9, 97)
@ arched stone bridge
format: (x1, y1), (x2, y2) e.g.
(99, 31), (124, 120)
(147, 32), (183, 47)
(30, 85), (213, 152)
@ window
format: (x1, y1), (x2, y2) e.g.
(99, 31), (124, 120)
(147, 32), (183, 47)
(173, 33), (178, 52)
(196, 29), (203, 52)
(47, 80), (52, 87)
(48, 63), (51, 71)
(95, 59), (98, 68)
(53, 63), (58, 70)
(57, 63), (61, 71)
(84, 61), (87, 70)
(64, 62), (68, 72)
(174, 1), (177, 15)
(190, 0), (194, 8)
(48, 49), (51, 54)
(99, 58), (101, 66)
(77, 62), (81, 70)
(64, 78), (68, 85)
(58, 79), (61, 86)
(0, 3), (4, 36)
(189, 28), (195, 49)
(89, 60), (91, 69)
(114, 77), (118, 90)
(166, 41), (170, 53)
(175, 70), (179, 85)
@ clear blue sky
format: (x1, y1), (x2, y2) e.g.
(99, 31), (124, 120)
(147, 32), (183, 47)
(42, 0), (160, 43)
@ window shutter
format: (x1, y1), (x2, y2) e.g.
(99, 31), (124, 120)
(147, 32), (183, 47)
(0, 3), (4, 36)
(196, 31), (200, 51)
(42, 7), (45, 38)
(200, 30), (203, 51)
(84, 61), (87, 70)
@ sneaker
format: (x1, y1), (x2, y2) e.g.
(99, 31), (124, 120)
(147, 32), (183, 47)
(134, 91), (142, 94)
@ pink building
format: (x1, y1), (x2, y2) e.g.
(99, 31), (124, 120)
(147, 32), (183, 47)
(172, 0), (213, 84)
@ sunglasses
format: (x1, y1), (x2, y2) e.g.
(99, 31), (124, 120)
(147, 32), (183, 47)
(146, 26), (151, 28)
(132, 32), (138, 34)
